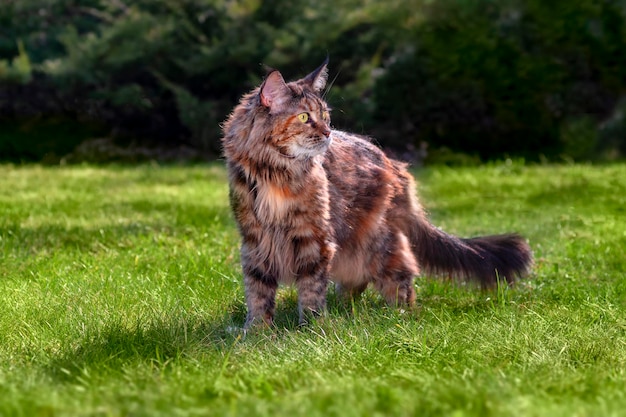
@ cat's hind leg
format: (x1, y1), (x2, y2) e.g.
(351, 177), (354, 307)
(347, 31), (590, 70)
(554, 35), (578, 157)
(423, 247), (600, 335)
(372, 231), (419, 307)
(374, 273), (416, 307)
(335, 282), (369, 301)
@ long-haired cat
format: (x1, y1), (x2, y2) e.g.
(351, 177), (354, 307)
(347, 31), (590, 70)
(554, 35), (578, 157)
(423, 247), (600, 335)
(221, 59), (532, 328)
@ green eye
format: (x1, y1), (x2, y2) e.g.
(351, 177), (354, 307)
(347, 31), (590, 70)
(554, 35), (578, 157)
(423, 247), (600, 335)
(297, 113), (309, 123)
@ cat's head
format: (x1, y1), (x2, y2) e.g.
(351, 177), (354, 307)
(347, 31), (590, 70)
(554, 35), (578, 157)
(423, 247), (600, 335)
(257, 59), (332, 159)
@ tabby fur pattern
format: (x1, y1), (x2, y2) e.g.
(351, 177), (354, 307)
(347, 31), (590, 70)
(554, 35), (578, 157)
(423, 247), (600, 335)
(221, 60), (532, 328)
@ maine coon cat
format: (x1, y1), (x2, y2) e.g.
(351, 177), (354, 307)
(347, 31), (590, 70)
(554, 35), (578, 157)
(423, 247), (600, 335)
(221, 59), (532, 328)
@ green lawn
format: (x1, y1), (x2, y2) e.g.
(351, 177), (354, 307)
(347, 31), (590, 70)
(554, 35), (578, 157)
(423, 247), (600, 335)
(1, 162), (625, 417)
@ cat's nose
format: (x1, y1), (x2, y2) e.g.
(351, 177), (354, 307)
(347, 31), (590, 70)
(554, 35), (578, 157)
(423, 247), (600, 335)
(321, 126), (331, 137)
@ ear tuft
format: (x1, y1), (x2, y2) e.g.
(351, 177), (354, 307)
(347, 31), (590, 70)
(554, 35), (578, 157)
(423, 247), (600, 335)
(303, 57), (329, 93)
(260, 70), (289, 109)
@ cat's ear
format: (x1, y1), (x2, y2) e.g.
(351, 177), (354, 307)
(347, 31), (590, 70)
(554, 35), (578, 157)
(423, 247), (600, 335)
(259, 70), (290, 110)
(302, 57), (329, 93)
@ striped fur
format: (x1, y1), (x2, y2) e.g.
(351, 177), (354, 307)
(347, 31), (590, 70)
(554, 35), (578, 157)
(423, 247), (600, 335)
(221, 61), (532, 328)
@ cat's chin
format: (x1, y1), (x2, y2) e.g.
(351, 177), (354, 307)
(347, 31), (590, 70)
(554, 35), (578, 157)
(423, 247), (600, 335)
(290, 136), (332, 160)
(293, 145), (331, 160)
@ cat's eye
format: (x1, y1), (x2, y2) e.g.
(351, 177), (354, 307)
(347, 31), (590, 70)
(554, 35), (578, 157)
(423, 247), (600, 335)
(322, 111), (330, 121)
(297, 112), (309, 123)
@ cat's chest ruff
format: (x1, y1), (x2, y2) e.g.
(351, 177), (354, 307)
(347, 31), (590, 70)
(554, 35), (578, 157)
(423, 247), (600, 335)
(254, 182), (298, 222)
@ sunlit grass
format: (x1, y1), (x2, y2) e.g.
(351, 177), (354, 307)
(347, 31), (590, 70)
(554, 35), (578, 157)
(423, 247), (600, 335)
(1, 162), (625, 416)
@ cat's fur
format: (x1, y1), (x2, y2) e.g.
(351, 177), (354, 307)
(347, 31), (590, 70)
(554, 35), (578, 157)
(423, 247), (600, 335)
(221, 60), (532, 328)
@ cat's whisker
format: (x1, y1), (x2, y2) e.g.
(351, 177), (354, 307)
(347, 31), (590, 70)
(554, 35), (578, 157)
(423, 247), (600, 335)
(323, 67), (341, 100)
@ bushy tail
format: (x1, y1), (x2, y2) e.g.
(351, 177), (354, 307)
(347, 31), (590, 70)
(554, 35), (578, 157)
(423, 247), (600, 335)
(410, 219), (532, 287)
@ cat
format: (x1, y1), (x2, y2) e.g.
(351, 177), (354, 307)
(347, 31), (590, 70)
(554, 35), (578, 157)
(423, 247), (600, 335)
(221, 59), (532, 328)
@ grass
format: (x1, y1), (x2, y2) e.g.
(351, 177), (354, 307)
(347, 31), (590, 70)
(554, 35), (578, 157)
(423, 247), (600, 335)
(1, 161), (625, 416)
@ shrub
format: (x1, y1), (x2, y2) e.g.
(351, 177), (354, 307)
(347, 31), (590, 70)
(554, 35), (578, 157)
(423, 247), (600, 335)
(1, 0), (626, 162)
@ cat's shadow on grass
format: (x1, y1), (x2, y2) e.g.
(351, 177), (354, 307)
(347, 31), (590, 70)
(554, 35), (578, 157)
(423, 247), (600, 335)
(44, 290), (359, 383)
(45, 283), (504, 384)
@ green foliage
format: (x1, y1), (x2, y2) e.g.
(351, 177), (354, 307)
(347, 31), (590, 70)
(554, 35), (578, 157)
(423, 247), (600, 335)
(1, 0), (626, 161)
(0, 119), (103, 163)
(598, 97), (626, 159)
(1, 162), (626, 415)
(0, 40), (32, 84)
(372, 0), (626, 160)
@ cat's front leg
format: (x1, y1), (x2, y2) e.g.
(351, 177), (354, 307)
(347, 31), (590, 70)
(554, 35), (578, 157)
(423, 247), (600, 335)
(242, 266), (278, 329)
(293, 235), (335, 325)
(295, 270), (329, 326)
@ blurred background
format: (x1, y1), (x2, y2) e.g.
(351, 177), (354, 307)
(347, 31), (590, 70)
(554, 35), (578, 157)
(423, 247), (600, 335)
(1, 0), (625, 165)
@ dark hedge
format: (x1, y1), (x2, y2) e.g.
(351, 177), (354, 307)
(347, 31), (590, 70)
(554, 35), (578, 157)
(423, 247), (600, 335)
(1, 0), (625, 163)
